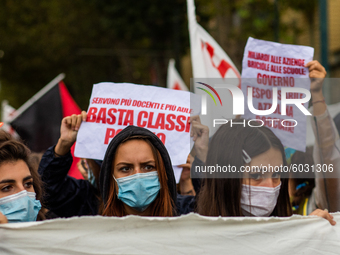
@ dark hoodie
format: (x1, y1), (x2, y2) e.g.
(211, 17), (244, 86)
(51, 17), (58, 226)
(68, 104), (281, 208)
(100, 125), (195, 215)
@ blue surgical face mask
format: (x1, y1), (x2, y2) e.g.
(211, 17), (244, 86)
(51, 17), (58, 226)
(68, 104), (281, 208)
(0, 190), (42, 223)
(113, 171), (160, 212)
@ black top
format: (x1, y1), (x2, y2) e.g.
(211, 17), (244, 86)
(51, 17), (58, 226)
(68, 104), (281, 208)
(38, 146), (99, 217)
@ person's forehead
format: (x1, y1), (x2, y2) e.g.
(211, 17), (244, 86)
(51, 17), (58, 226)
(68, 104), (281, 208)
(115, 140), (154, 161)
(0, 160), (31, 180)
(250, 148), (283, 166)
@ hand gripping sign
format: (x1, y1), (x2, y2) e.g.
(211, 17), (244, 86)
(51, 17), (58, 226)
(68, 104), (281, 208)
(74, 83), (201, 166)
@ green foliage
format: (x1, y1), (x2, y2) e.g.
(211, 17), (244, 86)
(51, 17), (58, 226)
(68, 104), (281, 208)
(0, 0), (316, 111)
(0, 0), (189, 109)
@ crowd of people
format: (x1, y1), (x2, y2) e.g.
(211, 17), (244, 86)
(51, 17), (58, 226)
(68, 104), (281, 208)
(0, 60), (338, 227)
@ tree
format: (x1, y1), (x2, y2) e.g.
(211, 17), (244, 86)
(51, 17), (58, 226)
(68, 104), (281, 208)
(0, 0), (189, 110)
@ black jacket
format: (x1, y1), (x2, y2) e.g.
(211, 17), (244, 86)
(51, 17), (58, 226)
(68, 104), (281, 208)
(38, 146), (99, 217)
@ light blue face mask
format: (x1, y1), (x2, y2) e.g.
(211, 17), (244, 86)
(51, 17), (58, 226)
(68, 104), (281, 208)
(113, 171), (160, 212)
(0, 190), (41, 223)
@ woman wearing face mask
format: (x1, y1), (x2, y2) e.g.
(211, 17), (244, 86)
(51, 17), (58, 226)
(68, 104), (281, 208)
(0, 131), (43, 223)
(195, 121), (335, 225)
(39, 112), (194, 218)
(100, 125), (180, 216)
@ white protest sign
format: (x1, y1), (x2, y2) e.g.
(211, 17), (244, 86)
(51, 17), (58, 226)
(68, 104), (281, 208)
(74, 83), (201, 166)
(241, 37), (314, 152)
(172, 165), (183, 183)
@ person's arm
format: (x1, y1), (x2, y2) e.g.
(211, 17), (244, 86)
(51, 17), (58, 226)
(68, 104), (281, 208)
(310, 108), (340, 212)
(55, 112), (87, 157)
(189, 116), (209, 194)
(190, 116), (209, 163)
(38, 112), (99, 217)
(178, 160), (196, 196)
(309, 209), (336, 225)
(306, 61), (340, 213)
(305, 62), (336, 225)
(306, 60), (327, 116)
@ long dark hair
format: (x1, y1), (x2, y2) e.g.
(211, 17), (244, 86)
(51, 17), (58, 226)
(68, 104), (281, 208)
(0, 131), (45, 221)
(196, 120), (292, 217)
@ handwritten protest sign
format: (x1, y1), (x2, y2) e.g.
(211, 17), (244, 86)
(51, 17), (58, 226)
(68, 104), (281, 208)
(74, 83), (201, 166)
(241, 37), (314, 151)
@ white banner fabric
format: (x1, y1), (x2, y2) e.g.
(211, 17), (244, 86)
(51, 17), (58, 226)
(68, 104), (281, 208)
(1, 213), (340, 254)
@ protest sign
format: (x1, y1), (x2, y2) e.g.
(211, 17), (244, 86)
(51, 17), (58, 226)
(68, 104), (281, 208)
(241, 37), (314, 152)
(172, 165), (183, 183)
(74, 83), (201, 166)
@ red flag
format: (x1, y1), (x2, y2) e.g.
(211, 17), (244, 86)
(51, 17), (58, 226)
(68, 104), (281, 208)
(58, 81), (83, 180)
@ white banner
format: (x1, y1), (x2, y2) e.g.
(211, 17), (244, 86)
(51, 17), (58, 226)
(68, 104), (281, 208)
(167, 59), (188, 91)
(1, 213), (340, 254)
(187, 0), (241, 135)
(74, 83), (201, 166)
(241, 37), (314, 152)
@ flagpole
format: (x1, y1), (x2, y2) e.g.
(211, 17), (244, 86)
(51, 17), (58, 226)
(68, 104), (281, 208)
(10, 73), (65, 122)
(187, 0), (200, 79)
(1, 100), (8, 123)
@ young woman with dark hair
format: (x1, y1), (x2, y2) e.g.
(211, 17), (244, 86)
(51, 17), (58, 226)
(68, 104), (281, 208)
(100, 128), (177, 217)
(193, 119), (335, 225)
(0, 130), (44, 223)
(196, 120), (291, 217)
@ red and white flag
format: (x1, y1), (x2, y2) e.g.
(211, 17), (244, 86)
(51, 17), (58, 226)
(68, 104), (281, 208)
(187, 0), (240, 80)
(166, 59), (188, 91)
(187, 0), (241, 134)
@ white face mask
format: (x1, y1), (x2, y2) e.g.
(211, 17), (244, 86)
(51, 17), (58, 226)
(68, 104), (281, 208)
(240, 182), (281, 217)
